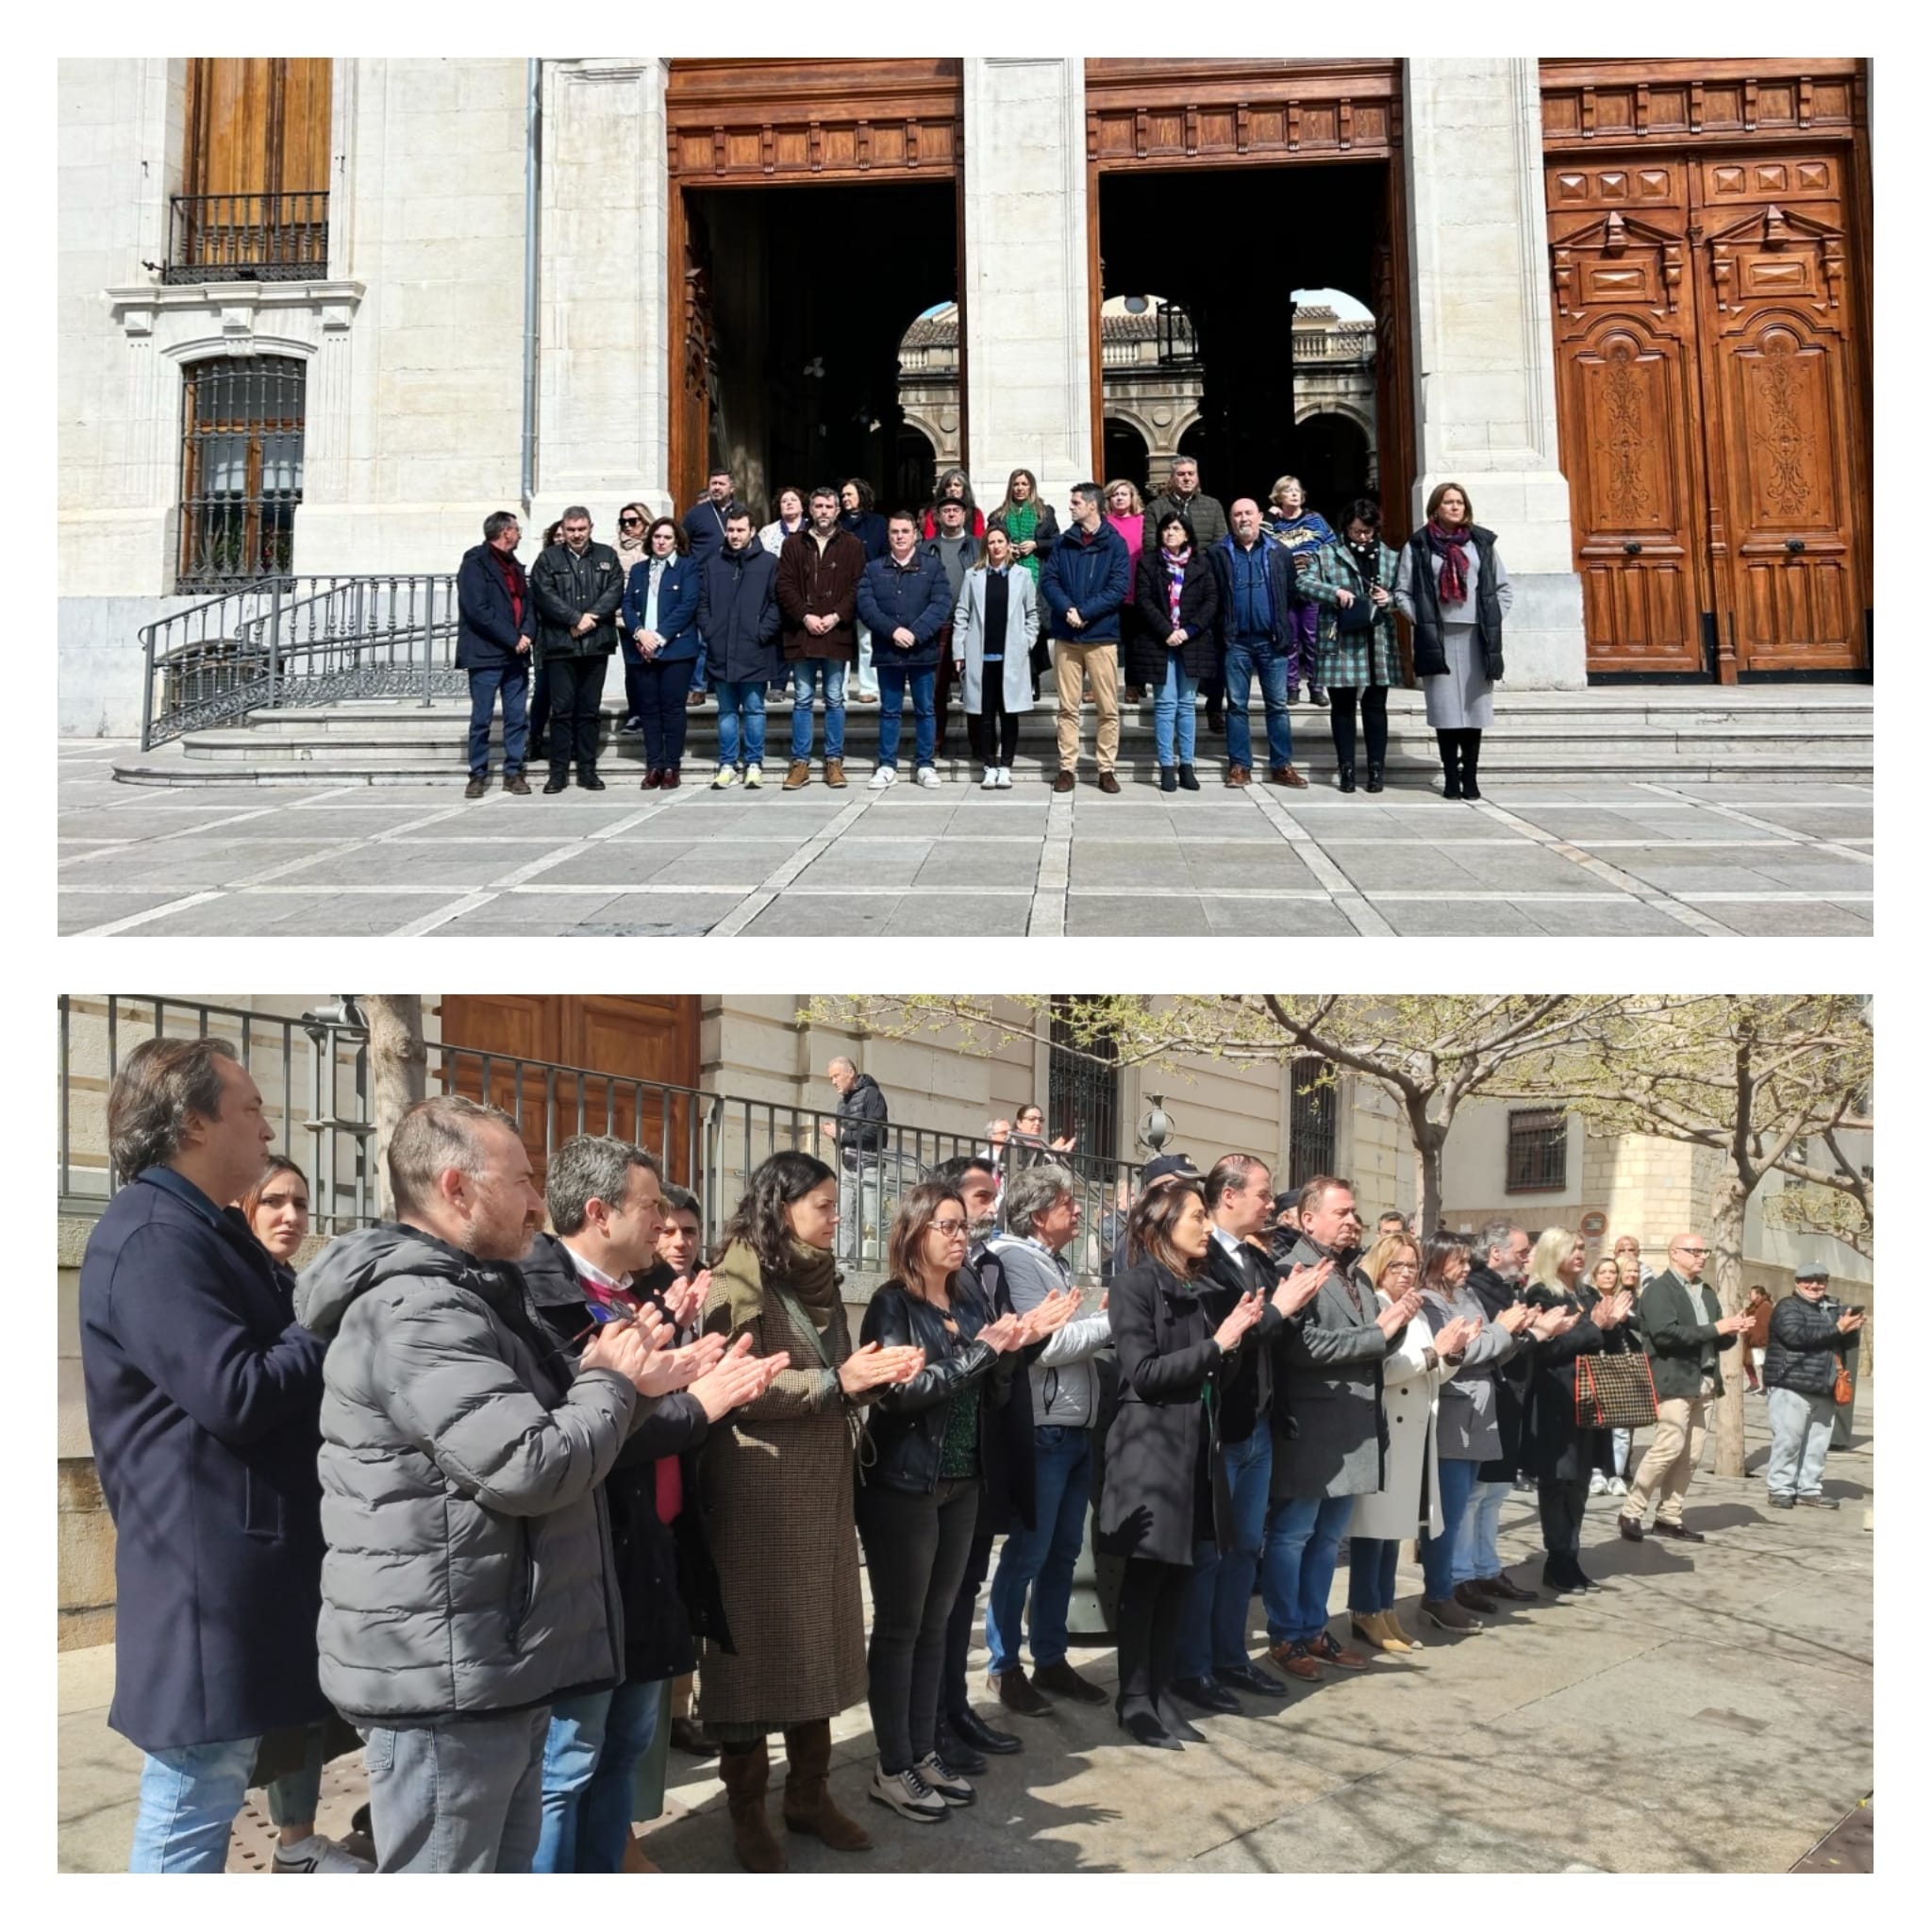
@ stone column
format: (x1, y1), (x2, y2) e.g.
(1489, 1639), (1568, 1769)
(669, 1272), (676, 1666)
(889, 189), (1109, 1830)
(960, 58), (1094, 508)
(534, 57), (674, 534)
(1404, 58), (1585, 688)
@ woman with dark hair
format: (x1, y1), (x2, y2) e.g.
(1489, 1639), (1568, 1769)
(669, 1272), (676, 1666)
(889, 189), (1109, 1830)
(1130, 508), (1220, 792)
(1305, 496), (1402, 794)
(1098, 1178), (1267, 1748)
(950, 525), (1038, 788)
(1392, 479), (1515, 801)
(698, 1152), (925, 1871)
(527, 519), (569, 760)
(1008, 1103), (1076, 1166)
(987, 470), (1061, 697)
(920, 467), (985, 540)
(1264, 475), (1335, 705)
(621, 514), (702, 791)
(840, 479), (890, 706)
(240, 1154), (309, 1286)
(856, 1185), (1028, 1822)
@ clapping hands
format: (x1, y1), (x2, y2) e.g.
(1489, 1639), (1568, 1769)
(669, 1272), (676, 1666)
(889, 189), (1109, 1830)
(1015, 1286), (1080, 1347)
(1376, 1288), (1423, 1336)
(1212, 1289), (1268, 1353)
(689, 1332), (790, 1422)
(1273, 1257), (1331, 1320)
(1433, 1314), (1481, 1357)
(838, 1340), (926, 1396)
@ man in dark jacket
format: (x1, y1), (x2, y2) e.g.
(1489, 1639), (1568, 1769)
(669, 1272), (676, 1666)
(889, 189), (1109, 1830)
(1764, 1264), (1863, 1510)
(1262, 1175), (1418, 1680)
(682, 470), (741, 567)
(856, 512), (954, 789)
(1143, 458), (1231, 728)
(1039, 483), (1131, 793)
(776, 487), (867, 790)
(924, 496), (981, 756)
(528, 505), (625, 793)
(294, 1097), (671, 1873)
(1617, 1232), (1753, 1546)
(521, 1138), (777, 1871)
(1460, 1223), (1539, 1600)
(79, 1037), (354, 1873)
(1210, 499), (1307, 789)
(457, 509), (536, 798)
(820, 1056), (888, 1262)
(696, 510), (782, 790)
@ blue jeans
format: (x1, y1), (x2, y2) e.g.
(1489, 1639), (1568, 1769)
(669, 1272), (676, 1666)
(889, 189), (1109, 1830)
(712, 678), (766, 768)
(1260, 1491), (1354, 1644)
(1224, 635), (1293, 771)
(534, 1679), (663, 1873)
(791, 658), (848, 759)
(467, 661), (529, 776)
(1176, 1427), (1272, 1677)
(1151, 651), (1197, 767)
(1347, 1536), (1399, 1613)
(985, 1425), (1091, 1675)
(875, 662), (936, 769)
(1766, 1386), (1837, 1500)
(1456, 1476), (1512, 1584)
(1420, 1455), (1480, 1602)
(128, 1730), (324, 1872)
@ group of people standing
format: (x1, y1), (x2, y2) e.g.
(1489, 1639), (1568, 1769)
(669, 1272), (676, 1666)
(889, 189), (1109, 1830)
(455, 457), (1517, 801)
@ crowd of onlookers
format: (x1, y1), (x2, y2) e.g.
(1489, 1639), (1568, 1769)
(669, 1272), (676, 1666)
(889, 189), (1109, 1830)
(79, 1037), (1864, 1872)
(455, 457), (1516, 803)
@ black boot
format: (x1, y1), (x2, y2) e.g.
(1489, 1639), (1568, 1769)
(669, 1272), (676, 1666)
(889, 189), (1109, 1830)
(1460, 729), (1482, 801)
(1338, 765), (1357, 793)
(1436, 729), (1461, 800)
(1364, 764), (1384, 793)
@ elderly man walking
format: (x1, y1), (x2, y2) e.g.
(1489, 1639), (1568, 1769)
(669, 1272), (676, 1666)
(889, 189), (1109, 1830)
(1617, 1232), (1754, 1546)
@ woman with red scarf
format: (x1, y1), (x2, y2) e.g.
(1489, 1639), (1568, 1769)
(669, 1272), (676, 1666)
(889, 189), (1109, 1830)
(1391, 481), (1515, 800)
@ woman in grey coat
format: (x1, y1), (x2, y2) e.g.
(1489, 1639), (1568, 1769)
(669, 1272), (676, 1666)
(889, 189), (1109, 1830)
(951, 527), (1040, 790)
(1392, 480), (1515, 801)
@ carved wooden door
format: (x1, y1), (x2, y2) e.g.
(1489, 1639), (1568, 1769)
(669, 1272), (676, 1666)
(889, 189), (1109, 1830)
(1694, 157), (1866, 674)
(667, 192), (715, 517)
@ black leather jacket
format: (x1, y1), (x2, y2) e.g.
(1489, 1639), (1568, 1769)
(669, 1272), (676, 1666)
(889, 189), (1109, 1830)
(858, 1275), (1015, 1496)
(1764, 1291), (1856, 1397)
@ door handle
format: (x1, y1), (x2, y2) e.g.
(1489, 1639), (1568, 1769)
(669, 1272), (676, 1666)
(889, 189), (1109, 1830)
(1623, 541), (1642, 556)
(1785, 538), (1807, 555)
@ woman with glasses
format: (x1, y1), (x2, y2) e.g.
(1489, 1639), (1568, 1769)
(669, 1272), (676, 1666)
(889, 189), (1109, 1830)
(1305, 496), (1401, 793)
(920, 467), (985, 540)
(1131, 509), (1219, 792)
(1587, 1257), (1636, 1496)
(987, 470), (1061, 698)
(1102, 480), (1147, 702)
(856, 1184), (1030, 1822)
(612, 501), (653, 734)
(1264, 475), (1334, 705)
(620, 516), (702, 790)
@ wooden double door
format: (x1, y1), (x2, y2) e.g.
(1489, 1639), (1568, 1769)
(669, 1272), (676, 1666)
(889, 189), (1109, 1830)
(1549, 148), (1870, 677)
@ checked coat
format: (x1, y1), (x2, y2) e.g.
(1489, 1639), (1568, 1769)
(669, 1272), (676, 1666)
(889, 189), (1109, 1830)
(1302, 538), (1405, 691)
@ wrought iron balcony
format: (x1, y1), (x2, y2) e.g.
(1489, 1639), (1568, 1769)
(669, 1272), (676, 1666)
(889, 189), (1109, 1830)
(164, 192), (329, 284)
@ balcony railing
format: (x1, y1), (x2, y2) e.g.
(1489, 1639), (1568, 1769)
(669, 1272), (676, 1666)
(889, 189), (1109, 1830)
(58, 997), (1143, 1286)
(165, 192), (330, 284)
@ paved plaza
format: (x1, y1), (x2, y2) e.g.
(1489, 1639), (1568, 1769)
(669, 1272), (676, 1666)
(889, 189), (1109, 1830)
(58, 1390), (1873, 1874)
(59, 742), (1873, 941)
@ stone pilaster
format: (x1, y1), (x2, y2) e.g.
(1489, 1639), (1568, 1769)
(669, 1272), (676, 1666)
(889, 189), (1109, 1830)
(1404, 58), (1585, 688)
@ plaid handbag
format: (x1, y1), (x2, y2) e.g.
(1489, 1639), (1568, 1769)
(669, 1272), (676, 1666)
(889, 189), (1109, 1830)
(1574, 1349), (1659, 1429)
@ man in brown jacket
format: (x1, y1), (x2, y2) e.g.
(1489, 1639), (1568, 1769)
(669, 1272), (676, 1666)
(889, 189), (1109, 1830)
(776, 487), (866, 789)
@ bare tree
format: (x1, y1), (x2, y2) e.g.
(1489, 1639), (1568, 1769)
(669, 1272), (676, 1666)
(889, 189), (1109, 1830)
(363, 996), (426, 1219)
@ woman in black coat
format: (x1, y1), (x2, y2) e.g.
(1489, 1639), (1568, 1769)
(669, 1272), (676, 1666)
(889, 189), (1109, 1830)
(1097, 1178), (1267, 1748)
(1130, 510), (1222, 792)
(856, 1184), (1029, 1823)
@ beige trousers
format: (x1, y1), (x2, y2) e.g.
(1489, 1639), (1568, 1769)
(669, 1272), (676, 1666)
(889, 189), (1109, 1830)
(1623, 1394), (1710, 1525)
(1054, 641), (1120, 774)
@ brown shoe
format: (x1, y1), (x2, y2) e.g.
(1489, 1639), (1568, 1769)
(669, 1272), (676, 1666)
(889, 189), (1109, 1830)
(1031, 1659), (1109, 1705)
(1053, 770), (1076, 793)
(989, 1668), (1054, 1716)
(661, 765), (681, 790)
(503, 773), (531, 795)
(464, 775), (489, 799)
(1225, 764), (1251, 787)
(1617, 1515), (1645, 1543)
(1307, 1630), (1370, 1671)
(1266, 1640), (1322, 1682)
(783, 759), (812, 791)
(719, 1739), (787, 1873)
(824, 758), (847, 789)
(780, 1719), (872, 1853)
(1351, 1612), (1410, 1655)
(1270, 764), (1308, 789)
(668, 1715), (714, 1757)
(1454, 1582), (1500, 1616)
(1482, 1574), (1539, 1603)
(1096, 771), (1122, 795)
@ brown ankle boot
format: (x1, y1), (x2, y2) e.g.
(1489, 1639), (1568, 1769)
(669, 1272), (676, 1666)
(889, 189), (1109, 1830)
(719, 1739), (787, 1872)
(780, 1719), (872, 1852)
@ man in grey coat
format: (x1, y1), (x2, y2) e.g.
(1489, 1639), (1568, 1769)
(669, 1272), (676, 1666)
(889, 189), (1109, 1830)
(1260, 1175), (1420, 1680)
(295, 1096), (680, 1873)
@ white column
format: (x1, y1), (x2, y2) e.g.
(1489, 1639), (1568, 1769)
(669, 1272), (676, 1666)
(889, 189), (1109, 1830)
(961, 58), (1094, 508)
(533, 57), (673, 537)
(1404, 58), (1585, 688)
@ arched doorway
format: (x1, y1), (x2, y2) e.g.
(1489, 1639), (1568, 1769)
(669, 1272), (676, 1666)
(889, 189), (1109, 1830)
(1291, 411), (1373, 525)
(894, 421), (938, 514)
(1103, 416), (1148, 492)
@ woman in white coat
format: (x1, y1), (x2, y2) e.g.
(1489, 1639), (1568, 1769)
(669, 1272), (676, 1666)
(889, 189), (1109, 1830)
(1345, 1234), (1479, 1656)
(951, 526), (1040, 790)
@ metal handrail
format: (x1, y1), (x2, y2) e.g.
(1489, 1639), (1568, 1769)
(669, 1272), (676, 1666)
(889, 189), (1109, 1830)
(165, 191), (330, 284)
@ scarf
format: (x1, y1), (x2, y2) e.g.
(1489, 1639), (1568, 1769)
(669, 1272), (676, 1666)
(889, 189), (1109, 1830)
(1425, 520), (1474, 607)
(1005, 498), (1041, 581)
(490, 546), (526, 627)
(1163, 546), (1191, 629)
(1270, 509), (1333, 552)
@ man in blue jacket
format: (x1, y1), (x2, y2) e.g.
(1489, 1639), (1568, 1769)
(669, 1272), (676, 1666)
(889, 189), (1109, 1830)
(696, 509), (783, 790)
(682, 470), (741, 568)
(1039, 483), (1130, 792)
(456, 510), (537, 798)
(1210, 498), (1307, 789)
(79, 1037), (359, 1872)
(856, 510), (953, 790)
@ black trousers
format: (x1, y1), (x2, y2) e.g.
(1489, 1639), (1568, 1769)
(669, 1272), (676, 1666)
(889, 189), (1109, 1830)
(937, 1528), (998, 1733)
(1537, 1474), (1590, 1555)
(856, 1477), (981, 1773)
(544, 653), (611, 775)
(967, 672), (1021, 766)
(1115, 1556), (1190, 1718)
(1328, 685), (1390, 768)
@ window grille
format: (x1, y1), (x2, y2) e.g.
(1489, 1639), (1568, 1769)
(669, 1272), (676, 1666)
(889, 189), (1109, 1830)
(1506, 1108), (1569, 1193)
(176, 356), (306, 591)
(1288, 1056), (1337, 1190)
(1046, 997), (1121, 1161)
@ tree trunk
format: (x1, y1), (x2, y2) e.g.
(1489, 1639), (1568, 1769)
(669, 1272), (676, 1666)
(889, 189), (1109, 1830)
(1405, 1107), (1445, 1234)
(1709, 1172), (1748, 1478)
(365, 996), (427, 1221)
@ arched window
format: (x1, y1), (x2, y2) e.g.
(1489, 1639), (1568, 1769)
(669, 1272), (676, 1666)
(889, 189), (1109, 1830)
(176, 355), (306, 591)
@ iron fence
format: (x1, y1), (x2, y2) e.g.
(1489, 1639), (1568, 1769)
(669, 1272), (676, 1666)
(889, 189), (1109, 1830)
(165, 192), (330, 283)
(139, 574), (461, 748)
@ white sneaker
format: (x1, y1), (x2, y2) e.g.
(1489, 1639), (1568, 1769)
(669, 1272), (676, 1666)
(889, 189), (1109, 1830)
(744, 763), (763, 789)
(868, 1762), (947, 1822)
(273, 1833), (375, 1874)
(1608, 1476), (1628, 1496)
(913, 1754), (976, 1807)
(710, 764), (736, 791)
(915, 765), (941, 787)
(980, 765), (1000, 791)
(994, 766), (1012, 790)
(1589, 1472), (1608, 1496)
(869, 764), (898, 791)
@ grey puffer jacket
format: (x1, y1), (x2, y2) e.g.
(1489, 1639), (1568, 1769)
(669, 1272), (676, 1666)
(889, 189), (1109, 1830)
(295, 1224), (640, 1724)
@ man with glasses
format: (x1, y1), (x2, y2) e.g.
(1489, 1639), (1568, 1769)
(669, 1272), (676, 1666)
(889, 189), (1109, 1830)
(457, 510), (536, 798)
(528, 507), (625, 792)
(1039, 484), (1130, 793)
(1618, 1233), (1753, 1545)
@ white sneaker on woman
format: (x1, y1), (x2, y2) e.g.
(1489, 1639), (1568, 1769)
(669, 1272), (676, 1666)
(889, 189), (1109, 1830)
(1589, 1471), (1608, 1496)
(915, 765), (941, 787)
(912, 1754), (976, 1807)
(980, 765), (1000, 790)
(869, 1762), (947, 1822)
(1608, 1476), (1628, 1496)
(994, 766), (1012, 790)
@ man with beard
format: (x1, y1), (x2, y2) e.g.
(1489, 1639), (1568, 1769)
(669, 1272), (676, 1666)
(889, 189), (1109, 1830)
(1454, 1223), (1541, 1602)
